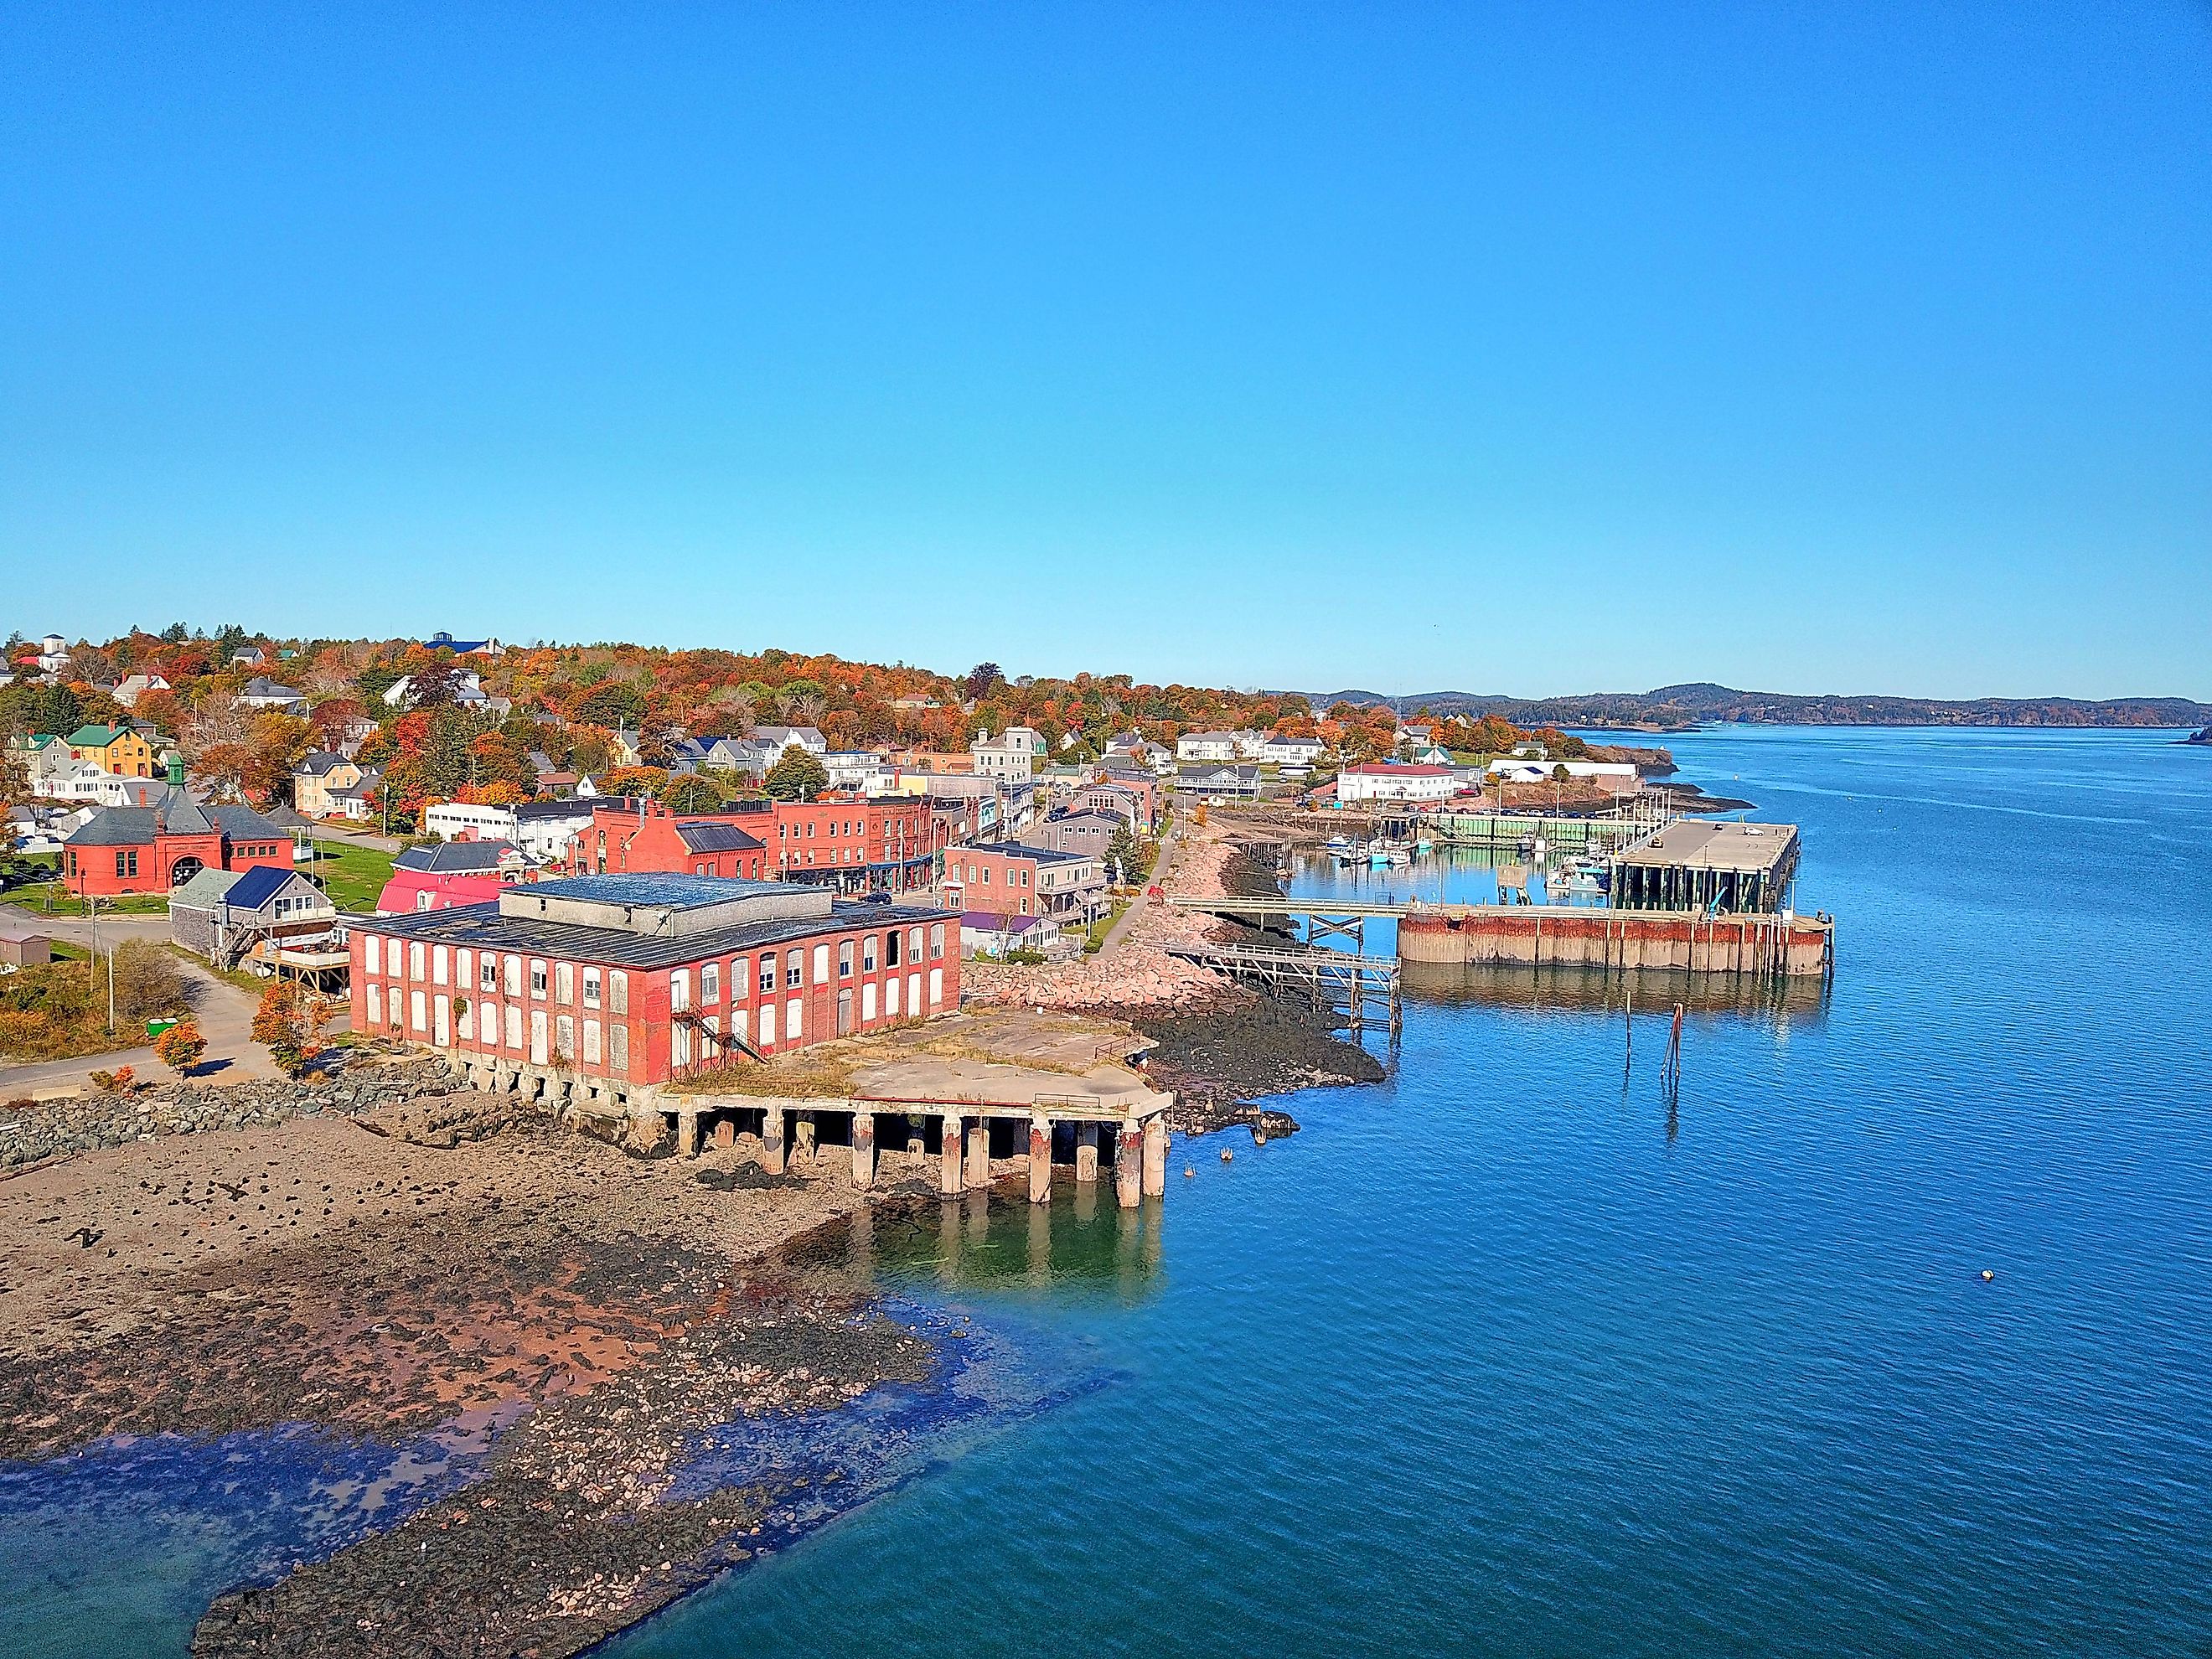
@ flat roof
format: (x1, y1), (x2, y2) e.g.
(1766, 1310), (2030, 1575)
(360, 895), (959, 969)
(1616, 820), (1799, 874)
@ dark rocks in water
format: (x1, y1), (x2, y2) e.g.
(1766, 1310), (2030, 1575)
(694, 1163), (790, 1192)
(1648, 781), (1757, 814)
(1248, 1109), (1301, 1141)
(1140, 995), (1384, 1136)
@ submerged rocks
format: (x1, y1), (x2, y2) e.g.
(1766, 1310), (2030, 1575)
(0, 1058), (462, 1171)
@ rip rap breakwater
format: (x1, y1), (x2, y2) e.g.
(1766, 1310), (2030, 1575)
(1398, 907), (1833, 977)
(0, 1057), (462, 1171)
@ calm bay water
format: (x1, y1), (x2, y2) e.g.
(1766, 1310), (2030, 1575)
(614, 726), (2212, 1658)
(6, 728), (2209, 1656)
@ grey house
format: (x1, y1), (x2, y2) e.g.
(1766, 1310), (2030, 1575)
(171, 864), (345, 980)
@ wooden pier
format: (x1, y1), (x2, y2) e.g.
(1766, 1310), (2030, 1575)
(1165, 938), (1402, 1041)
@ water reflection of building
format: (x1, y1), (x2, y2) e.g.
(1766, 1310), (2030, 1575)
(1398, 959), (1829, 1022)
(836, 1193), (1165, 1305)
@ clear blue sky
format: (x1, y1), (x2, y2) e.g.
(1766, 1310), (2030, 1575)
(5, 3), (2208, 699)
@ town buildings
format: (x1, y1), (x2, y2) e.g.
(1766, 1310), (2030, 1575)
(1260, 732), (1326, 773)
(60, 788), (293, 897)
(1334, 762), (1460, 804)
(1176, 730), (1263, 763)
(941, 842), (1108, 923)
(348, 874), (959, 1091)
(292, 751), (383, 819)
(1178, 764), (1264, 798)
(171, 864), (346, 981)
(64, 725), (158, 778)
(237, 677), (308, 713)
(567, 801), (770, 881)
(972, 726), (1047, 783)
(764, 793), (938, 892)
(1024, 810), (1124, 862)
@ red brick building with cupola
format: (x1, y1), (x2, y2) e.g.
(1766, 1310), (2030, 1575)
(61, 785), (296, 897)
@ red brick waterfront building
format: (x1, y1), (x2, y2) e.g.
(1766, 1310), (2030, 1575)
(349, 873), (960, 1089)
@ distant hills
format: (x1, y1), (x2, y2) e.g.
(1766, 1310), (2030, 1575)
(1297, 683), (2212, 731)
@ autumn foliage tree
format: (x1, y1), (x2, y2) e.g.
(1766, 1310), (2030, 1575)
(251, 982), (333, 1076)
(152, 1020), (208, 1076)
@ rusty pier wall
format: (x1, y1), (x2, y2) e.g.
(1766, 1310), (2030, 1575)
(1398, 907), (1833, 979)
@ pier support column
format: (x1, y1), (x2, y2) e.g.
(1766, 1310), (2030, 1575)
(939, 1114), (964, 1197)
(1142, 1118), (1167, 1197)
(1114, 1118), (1142, 1211)
(850, 1110), (876, 1190)
(712, 1118), (736, 1151)
(762, 1107), (785, 1176)
(965, 1116), (993, 1189)
(1075, 1121), (1100, 1184)
(794, 1111), (816, 1161)
(1028, 1113), (1052, 1204)
(676, 1109), (700, 1160)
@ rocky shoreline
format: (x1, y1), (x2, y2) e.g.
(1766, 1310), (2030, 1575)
(0, 1095), (942, 1658)
(1, 1056), (460, 1172)
(961, 825), (1385, 1136)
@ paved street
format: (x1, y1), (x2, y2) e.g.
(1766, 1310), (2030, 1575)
(0, 908), (282, 1097)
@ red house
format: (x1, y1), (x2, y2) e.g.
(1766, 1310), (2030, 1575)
(62, 788), (294, 897)
(568, 803), (769, 881)
(349, 874), (961, 1089)
(375, 840), (521, 914)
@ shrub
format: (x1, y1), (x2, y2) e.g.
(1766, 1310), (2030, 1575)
(152, 1020), (208, 1076)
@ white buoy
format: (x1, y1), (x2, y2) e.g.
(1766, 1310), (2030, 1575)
(1980, 1269), (1995, 1282)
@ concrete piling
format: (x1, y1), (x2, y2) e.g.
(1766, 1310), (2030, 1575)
(1115, 1118), (1142, 1210)
(965, 1115), (992, 1189)
(940, 1113), (965, 1197)
(850, 1109), (876, 1189)
(676, 1109), (700, 1160)
(1075, 1122), (1100, 1184)
(762, 1107), (785, 1176)
(1029, 1113), (1052, 1204)
(1142, 1118), (1167, 1197)
(793, 1111), (817, 1161)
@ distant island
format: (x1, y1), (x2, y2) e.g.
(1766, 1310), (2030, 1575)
(1300, 682), (2212, 732)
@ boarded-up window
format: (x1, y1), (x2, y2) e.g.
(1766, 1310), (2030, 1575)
(609, 970), (629, 1015)
(610, 1022), (629, 1073)
(582, 1018), (602, 1064)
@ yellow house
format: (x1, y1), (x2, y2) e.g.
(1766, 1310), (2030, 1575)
(65, 724), (157, 778)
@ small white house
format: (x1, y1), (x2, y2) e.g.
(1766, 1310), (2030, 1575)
(1260, 733), (1326, 772)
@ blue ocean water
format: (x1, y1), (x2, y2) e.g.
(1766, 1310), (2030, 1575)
(612, 726), (2212, 1658)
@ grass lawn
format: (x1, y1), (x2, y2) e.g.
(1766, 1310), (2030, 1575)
(304, 840), (397, 912)
(1083, 899), (1130, 954)
(1, 881), (169, 917)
